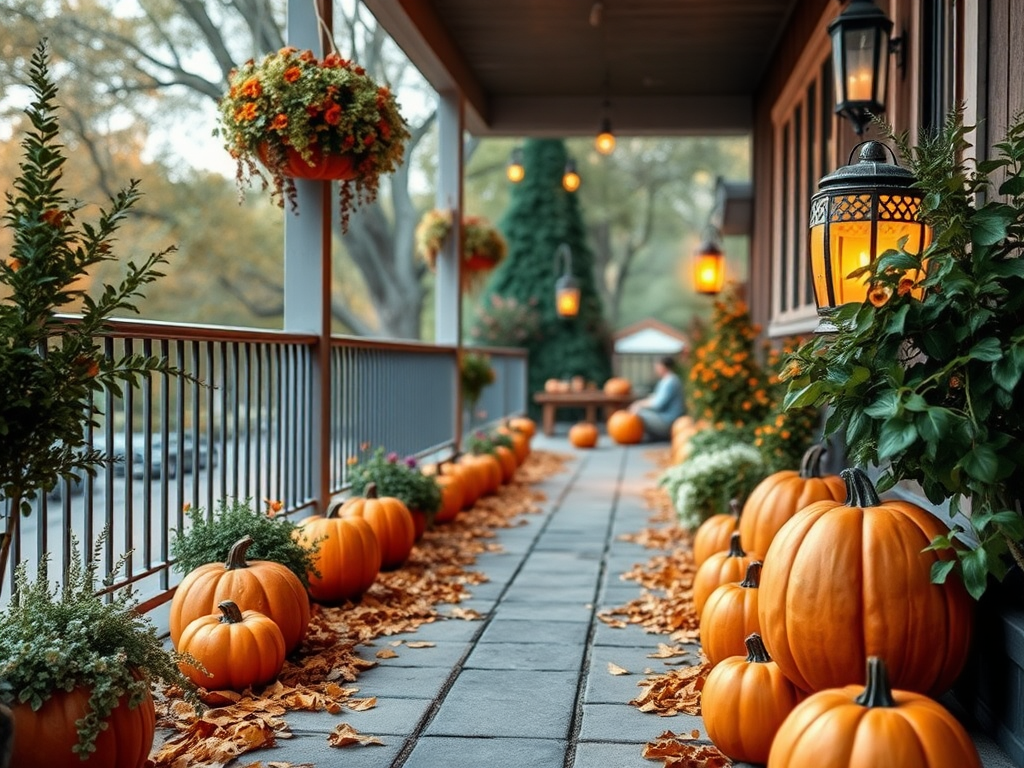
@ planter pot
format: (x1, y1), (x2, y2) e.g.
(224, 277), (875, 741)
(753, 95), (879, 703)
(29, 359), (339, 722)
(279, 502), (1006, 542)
(11, 685), (156, 768)
(257, 143), (360, 181)
(464, 253), (498, 272)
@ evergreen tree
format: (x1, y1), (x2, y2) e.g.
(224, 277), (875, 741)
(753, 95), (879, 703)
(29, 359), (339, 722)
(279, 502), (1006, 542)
(480, 139), (612, 409)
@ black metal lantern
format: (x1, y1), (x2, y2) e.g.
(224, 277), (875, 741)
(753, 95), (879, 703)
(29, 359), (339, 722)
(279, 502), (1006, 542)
(554, 244), (580, 318)
(809, 141), (932, 324)
(506, 146), (525, 183)
(829, 0), (900, 135)
(693, 230), (726, 295)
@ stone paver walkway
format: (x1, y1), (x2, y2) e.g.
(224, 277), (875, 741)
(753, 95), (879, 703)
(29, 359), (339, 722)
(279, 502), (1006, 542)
(243, 434), (1014, 768)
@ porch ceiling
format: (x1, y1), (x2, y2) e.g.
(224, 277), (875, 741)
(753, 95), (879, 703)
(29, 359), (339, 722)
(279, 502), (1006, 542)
(363, 0), (801, 136)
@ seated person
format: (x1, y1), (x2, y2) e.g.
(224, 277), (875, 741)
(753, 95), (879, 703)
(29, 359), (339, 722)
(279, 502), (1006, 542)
(628, 356), (684, 441)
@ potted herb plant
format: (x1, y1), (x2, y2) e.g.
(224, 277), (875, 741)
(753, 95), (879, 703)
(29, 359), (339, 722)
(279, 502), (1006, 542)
(0, 41), (177, 592)
(460, 352), (496, 428)
(783, 110), (1024, 600)
(0, 535), (194, 767)
(347, 447), (442, 536)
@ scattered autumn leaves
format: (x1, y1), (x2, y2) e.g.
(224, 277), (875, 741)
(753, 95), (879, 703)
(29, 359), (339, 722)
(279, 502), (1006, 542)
(601, 484), (731, 768)
(151, 450), (569, 768)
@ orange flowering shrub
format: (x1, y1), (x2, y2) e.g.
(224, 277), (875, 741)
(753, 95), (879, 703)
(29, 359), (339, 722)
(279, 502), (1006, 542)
(686, 285), (770, 428)
(752, 340), (821, 472)
(218, 46), (410, 230)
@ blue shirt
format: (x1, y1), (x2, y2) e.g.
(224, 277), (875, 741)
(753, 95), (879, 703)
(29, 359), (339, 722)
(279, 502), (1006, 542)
(648, 372), (684, 421)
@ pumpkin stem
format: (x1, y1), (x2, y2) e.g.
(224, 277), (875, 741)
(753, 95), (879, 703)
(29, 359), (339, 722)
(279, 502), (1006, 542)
(224, 536), (254, 570)
(740, 560), (762, 588)
(854, 657), (898, 708)
(727, 531), (746, 557)
(744, 633), (772, 663)
(217, 600), (245, 624)
(799, 444), (827, 478)
(842, 468), (881, 507)
(366, 482), (378, 499)
(729, 497), (742, 521)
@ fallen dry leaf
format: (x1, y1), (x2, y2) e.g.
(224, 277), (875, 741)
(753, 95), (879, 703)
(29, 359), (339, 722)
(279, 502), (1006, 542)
(607, 662), (630, 676)
(642, 730), (731, 768)
(631, 659), (712, 717)
(327, 723), (384, 748)
(346, 697), (377, 712)
(375, 648), (399, 659)
(404, 641), (436, 648)
(648, 643), (691, 659)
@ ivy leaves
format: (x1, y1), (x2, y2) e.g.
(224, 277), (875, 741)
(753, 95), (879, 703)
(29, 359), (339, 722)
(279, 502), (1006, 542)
(784, 109), (1024, 599)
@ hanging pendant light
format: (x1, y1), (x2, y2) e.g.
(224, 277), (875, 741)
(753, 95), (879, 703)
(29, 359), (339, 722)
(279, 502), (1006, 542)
(562, 158), (581, 193)
(809, 141), (933, 328)
(595, 116), (616, 155)
(506, 146), (525, 183)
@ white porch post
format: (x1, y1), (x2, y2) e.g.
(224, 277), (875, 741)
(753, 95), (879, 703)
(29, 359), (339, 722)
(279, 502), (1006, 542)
(435, 89), (465, 443)
(284, 0), (332, 512)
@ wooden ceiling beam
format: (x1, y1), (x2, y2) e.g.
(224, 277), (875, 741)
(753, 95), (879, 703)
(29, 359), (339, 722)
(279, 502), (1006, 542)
(361, 0), (489, 126)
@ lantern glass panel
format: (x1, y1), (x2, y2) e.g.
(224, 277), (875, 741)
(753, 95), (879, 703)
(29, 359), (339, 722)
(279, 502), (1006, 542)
(694, 252), (725, 294)
(842, 27), (878, 102)
(556, 286), (581, 317)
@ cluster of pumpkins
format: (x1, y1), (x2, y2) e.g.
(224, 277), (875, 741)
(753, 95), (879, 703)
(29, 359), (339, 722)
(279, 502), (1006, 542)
(568, 377), (647, 449)
(167, 418), (536, 692)
(691, 444), (982, 767)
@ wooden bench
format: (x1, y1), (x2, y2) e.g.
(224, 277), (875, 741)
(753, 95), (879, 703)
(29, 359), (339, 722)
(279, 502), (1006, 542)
(532, 391), (634, 436)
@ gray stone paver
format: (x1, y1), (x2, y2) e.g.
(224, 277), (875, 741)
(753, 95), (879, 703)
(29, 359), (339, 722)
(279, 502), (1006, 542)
(225, 434), (1013, 768)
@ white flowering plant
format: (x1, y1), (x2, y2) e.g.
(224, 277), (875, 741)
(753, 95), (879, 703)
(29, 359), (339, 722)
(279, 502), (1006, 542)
(659, 443), (765, 530)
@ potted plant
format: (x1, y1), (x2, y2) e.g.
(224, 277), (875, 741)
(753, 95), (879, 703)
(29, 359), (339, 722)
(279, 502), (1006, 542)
(460, 352), (497, 427)
(416, 210), (507, 289)
(217, 45), (410, 231)
(346, 447), (442, 534)
(783, 110), (1024, 599)
(0, 41), (176, 592)
(0, 535), (195, 767)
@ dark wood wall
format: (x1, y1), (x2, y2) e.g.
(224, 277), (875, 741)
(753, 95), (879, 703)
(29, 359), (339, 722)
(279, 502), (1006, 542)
(985, 0), (1024, 163)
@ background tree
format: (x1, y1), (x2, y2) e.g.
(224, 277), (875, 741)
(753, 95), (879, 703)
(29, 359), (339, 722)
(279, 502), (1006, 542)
(0, 0), (436, 337)
(481, 139), (612, 404)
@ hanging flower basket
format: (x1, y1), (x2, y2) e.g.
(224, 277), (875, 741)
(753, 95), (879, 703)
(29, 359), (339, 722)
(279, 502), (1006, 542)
(416, 210), (507, 290)
(218, 47), (410, 231)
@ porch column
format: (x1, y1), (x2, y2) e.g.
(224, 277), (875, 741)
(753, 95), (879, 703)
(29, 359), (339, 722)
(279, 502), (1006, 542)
(284, 0), (332, 512)
(435, 89), (465, 442)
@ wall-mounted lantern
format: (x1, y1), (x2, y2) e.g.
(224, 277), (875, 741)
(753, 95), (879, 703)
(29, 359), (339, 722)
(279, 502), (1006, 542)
(506, 147), (525, 183)
(809, 141), (932, 325)
(693, 229), (726, 295)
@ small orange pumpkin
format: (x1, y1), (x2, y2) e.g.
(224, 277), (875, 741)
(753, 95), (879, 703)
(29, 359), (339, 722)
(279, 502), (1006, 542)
(603, 376), (632, 396)
(494, 444), (518, 482)
(169, 535), (311, 653)
(693, 531), (758, 615)
(758, 468), (972, 695)
(338, 483), (416, 570)
(509, 416), (537, 439)
(178, 600), (286, 691)
(692, 498), (741, 566)
(740, 444), (845, 556)
(607, 410), (644, 445)
(428, 465), (465, 523)
(702, 633), (801, 764)
(568, 421), (599, 448)
(295, 510), (381, 604)
(498, 423), (531, 463)
(462, 452), (502, 495)
(700, 560), (762, 666)
(767, 657), (982, 768)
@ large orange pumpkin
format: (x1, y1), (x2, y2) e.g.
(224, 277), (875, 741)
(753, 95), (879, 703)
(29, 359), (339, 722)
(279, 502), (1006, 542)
(169, 535), (311, 653)
(498, 423), (531, 463)
(767, 657), (982, 768)
(693, 532), (758, 615)
(338, 483), (416, 570)
(178, 600), (286, 691)
(603, 376), (632, 396)
(462, 452), (502, 495)
(739, 444), (845, 557)
(296, 510), (381, 603)
(568, 422), (599, 448)
(692, 498), (741, 566)
(758, 468), (972, 695)
(607, 410), (644, 445)
(700, 560), (762, 666)
(702, 633), (800, 764)
(10, 684), (155, 768)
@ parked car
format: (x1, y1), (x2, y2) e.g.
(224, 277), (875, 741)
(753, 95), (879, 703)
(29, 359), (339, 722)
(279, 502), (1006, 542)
(91, 433), (218, 479)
